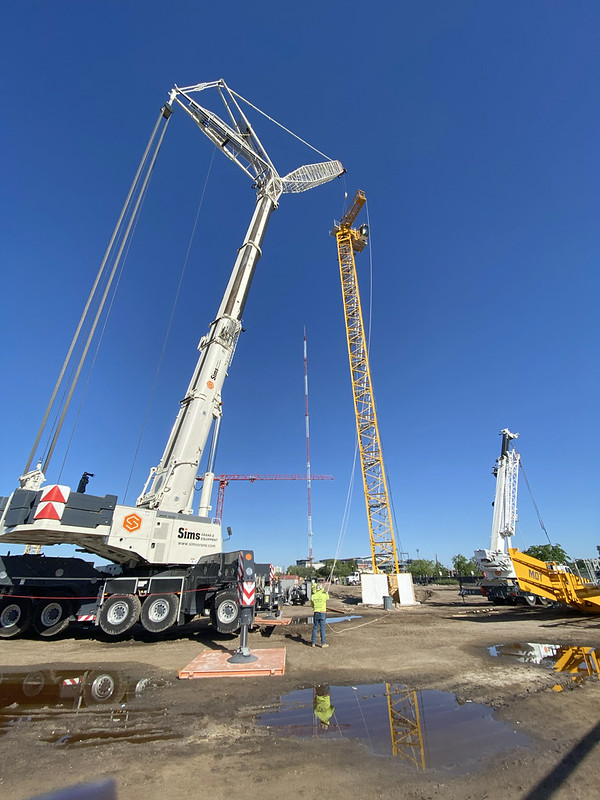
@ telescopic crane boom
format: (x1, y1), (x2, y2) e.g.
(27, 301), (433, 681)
(138, 81), (344, 517)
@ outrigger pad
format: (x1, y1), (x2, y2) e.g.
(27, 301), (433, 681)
(179, 647), (286, 679)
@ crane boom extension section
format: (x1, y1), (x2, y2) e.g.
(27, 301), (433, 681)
(474, 429), (520, 582)
(332, 190), (400, 574)
(137, 193), (274, 515)
(0, 80), (343, 641)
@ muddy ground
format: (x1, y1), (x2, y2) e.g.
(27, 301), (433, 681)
(1, 584), (599, 800)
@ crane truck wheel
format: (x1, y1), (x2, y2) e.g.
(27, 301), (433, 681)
(523, 594), (537, 607)
(0, 597), (33, 639)
(140, 593), (179, 634)
(98, 594), (141, 636)
(210, 590), (240, 634)
(82, 671), (125, 706)
(32, 598), (72, 638)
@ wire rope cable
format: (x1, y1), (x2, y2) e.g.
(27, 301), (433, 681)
(56, 175), (151, 483)
(365, 197), (405, 561)
(42, 115), (171, 476)
(519, 459), (553, 546)
(326, 444), (359, 586)
(352, 686), (374, 751)
(23, 108), (169, 477)
(229, 89), (335, 162)
(122, 148), (217, 504)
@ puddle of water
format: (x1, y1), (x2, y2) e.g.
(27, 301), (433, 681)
(257, 683), (529, 774)
(0, 665), (174, 745)
(489, 643), (600, 683)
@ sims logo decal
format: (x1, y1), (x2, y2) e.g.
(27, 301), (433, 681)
(123, 513), (142, 533)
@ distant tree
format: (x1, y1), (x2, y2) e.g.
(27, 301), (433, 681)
(333, 560), (357, 579)
(316, 563), (331, 579)
(290, 566), (317, 579)
(524, 544), (570, 564)
(408, 559), (437, 578)
(452, 554), (480, 576)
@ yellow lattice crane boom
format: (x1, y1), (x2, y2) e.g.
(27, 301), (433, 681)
(332, 190), (400, 573)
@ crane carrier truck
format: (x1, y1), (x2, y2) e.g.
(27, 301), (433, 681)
(0, 80), (343, 640)
(473, 429), (543, 606)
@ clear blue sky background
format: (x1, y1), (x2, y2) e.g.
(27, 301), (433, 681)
(1, 1), (598, 571)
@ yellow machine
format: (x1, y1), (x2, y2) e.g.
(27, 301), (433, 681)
(509, 548), (600, 613)
(331, 190), (400, 574)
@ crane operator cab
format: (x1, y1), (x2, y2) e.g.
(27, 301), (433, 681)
(354, 223), (369, 253)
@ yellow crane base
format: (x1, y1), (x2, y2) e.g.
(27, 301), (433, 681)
(509, 548), (600, 614)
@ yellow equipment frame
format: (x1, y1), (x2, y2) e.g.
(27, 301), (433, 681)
(509, 548), (600, 613)
(333, 191), (400, 574)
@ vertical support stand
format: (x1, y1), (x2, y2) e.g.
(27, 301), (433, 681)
(261, 564), (281, 620)
(228, 551), (258, 664)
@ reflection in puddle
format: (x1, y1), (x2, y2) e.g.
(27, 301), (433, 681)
(489, 642), (600, 688)
(257, 683), (530, 774)
(0, 664), (176, 746)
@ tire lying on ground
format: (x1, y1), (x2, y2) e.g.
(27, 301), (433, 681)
(98, 594), (141, 636)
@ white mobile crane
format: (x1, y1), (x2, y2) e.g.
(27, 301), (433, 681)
(474, 429), (538, 605)
(0, 80), (343, 639)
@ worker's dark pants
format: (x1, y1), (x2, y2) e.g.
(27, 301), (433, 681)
(311, 611), (327, 645)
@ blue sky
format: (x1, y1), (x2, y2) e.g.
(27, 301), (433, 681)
(1, 1), (598, 571)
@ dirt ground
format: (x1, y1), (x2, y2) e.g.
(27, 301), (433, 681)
(1, 584), (600, 800)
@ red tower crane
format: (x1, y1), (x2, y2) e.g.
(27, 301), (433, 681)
(197, 474), (334, 525)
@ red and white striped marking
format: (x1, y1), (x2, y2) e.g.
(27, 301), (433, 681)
(238, 581), (255, 606)
(61, 677), (81, 686)
(77, 614), (96, 623)
(34, 484), (71, 521)
(237, 552), (255, 607)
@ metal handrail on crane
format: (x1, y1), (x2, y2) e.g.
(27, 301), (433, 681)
(331, 190), (400, 574)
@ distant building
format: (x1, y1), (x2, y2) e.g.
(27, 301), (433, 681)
(296, 559), (325, 570)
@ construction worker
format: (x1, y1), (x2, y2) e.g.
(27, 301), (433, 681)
(310, 582), (329, 648)
(313, 684), (335, 729)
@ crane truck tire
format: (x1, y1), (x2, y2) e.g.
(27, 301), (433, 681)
(32, 598), (72, 638)
(98, 594), (141, 636)
(82, 671), (125, 706)
(210, 590), (240, 634)
(21, 670), (47, 699)
(140, 593), (179, 634)
(0, 597), (32, 639)
(523, 594), (537, 606)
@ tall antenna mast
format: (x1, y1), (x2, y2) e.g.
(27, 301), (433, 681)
(304, 328), (314, 565)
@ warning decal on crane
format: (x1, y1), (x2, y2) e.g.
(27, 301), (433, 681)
(237, 552), (256, 607)
(34, 484), (71, 521)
